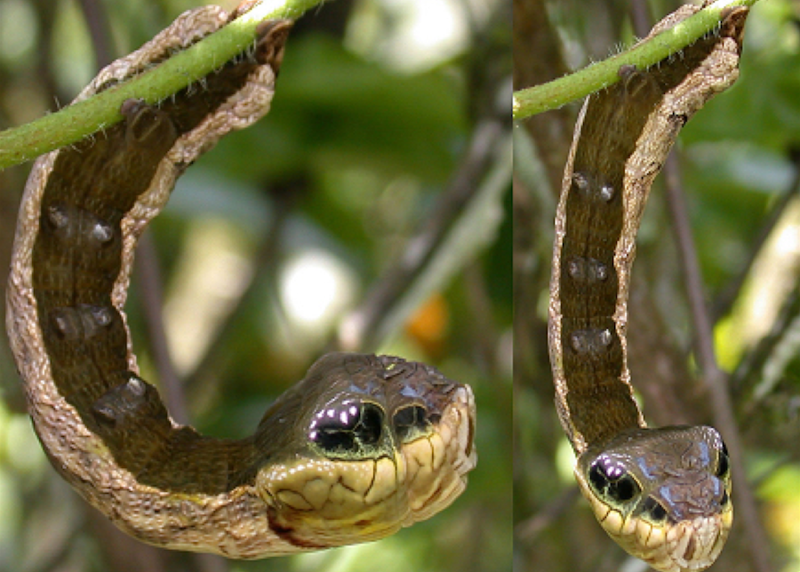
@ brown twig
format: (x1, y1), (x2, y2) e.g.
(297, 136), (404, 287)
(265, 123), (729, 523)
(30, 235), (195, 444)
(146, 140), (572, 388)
(30, 0), (61, 106)
(664, 153), (772, 572)
(75, 0), (114, 68)
(337, 117), (505, 352)
(463, 261), (501, 374)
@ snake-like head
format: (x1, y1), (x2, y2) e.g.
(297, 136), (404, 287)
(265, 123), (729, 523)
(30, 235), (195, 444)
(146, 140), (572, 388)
(252, 353), (477, 549)
(574, 426), (732, 572)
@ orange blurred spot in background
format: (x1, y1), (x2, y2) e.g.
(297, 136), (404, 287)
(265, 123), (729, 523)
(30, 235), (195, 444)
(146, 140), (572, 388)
(405, 293), (449, 358)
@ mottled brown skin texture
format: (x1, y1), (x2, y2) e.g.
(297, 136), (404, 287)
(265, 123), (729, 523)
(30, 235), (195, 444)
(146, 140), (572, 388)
(547, 5), (747, 571)
(6, 4), (476, 559)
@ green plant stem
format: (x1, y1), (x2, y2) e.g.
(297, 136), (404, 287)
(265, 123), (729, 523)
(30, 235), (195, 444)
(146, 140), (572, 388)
(513, 0), (757, 121)
(0, 0), (323, 171)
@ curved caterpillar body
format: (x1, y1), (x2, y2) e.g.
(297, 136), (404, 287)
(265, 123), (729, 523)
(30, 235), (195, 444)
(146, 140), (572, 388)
(6, 5), (477, 559)
(547, 5), (748, 571)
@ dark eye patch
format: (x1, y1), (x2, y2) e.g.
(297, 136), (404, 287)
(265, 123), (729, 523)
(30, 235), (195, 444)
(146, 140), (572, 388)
(641, 496), (668, 522)
(588, 460), (640, 504)
(393, 405), (429, 442)
(309, 402), (383, 455)
(716, 441), (730, 478)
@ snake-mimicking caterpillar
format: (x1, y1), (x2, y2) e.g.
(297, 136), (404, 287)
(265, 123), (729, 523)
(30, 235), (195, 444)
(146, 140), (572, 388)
(548, 5), (748, 571)
(6, 4), (477, 559)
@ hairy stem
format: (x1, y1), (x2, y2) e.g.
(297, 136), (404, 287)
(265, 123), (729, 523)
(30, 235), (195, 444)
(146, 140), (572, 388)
(512, 0), (757, 120)
(0, 0), (322, 170)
